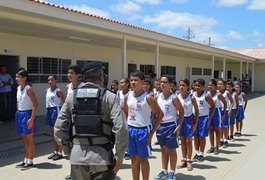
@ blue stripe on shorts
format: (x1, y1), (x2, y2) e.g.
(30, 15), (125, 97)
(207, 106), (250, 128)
(128, 125), (151, 158)
(194, 115), (209, 137)
(221, 110), (229, 128)
(180, 116), (193, 138)
(15, 110), (37, 135)
(46, 107), (60, 127)
(156, 121), (178, 149)
(236, 106), (245, 121)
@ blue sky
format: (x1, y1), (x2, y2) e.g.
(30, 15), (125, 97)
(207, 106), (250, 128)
(46, 0), (265, 48)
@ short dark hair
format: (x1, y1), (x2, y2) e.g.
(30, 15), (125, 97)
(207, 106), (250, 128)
(130, 70), (145, 80)
(68, 64), (81, 74)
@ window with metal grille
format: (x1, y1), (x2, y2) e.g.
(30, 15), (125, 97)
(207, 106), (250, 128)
(27, 56), (71, 83)
(192, 68), (202, 75)
(140, 64), (155, 79)
(203, 68), (212, 76)
(161, 66), (176, 80)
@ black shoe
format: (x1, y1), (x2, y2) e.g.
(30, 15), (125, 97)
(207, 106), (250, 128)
(48, 153), (57, 159)
(214, 147), (219, 155)
(22, 163), (34, 169)
(207, 147), (215, 154)
(197, 155), (205, 162)
(65, 175), (71, 180)
(15, 162), (25, 168)
(223, 141), (228, 148)
(192, 154), (199, 162)
(124, 153), (131, 160)
(220, 141), (224, 147)
(53, 154), (63, 161)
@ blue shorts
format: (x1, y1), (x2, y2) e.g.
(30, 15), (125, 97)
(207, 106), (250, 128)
(15, 110), (37, 135)
(209, 108), (221, 127)
(46, 107), (60, 127)
(156, 121), (178, 149)
(128, 125), (151, 158)
(236, 106), (245, 121)
(180, 116), (194, 138)
(230, 109), (237, 125)
(221, 111), (229, 128)
(194, 115), (209, 137)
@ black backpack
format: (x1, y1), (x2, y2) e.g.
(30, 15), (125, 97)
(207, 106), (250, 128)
(72, 84), (106, 138)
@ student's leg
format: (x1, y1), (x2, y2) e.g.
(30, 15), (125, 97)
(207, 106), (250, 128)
(168, 148), (177, 171)
(239, 121), (243, 133)
(25, 134), (35, 162)
(131, 155), (140, 180)
(161, 146), (169, 170)
(140, 157), (149, 180)
(209, 127), (214, 147)
(180, 137), (187, 159)
(199, 137), (206, 153)
(236, 120), (240, 133)
(215, 127), (221, 148)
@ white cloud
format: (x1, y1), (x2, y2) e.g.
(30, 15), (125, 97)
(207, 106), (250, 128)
(251, 30), (263, 38)
(69, 4), (111, 18)
(217, 0), (248, 7)
(143, 11), (218, 31)
(170, 0), (188, 4)
(227, 30), (245, 40)
(110, 1), (141, 15)
(134, 0), (162, 5)
(248, 0), (265, 10)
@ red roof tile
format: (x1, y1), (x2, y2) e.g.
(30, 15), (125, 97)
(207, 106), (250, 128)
(228, 47), (265, 60)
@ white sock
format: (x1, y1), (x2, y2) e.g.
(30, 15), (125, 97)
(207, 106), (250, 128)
(162, 169), (167, 173)
(200, 152), (204, 156)
(58, 152), (62, 155)
(195, 150), (199, 155)
(168, 169), (175, 174)
(23, 158), (28, 163)
(27, 159), (33, 164)
(224, 139), (227, 142)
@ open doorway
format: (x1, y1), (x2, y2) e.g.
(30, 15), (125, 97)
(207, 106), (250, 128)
(0, 55), (19, 121)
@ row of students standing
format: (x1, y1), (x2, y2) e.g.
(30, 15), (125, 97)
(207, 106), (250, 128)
(115, 72), (248, 180)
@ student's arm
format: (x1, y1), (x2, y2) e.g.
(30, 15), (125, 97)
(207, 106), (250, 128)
(26, 86), (38, 129)
(123, 94), (129, 119)
(173, 96), (184, 137)
(227, 92), (234, 117)
(57, 88), (66, 104)
(218, 93), (227, 121)
(191, 96), (199, 133)
(206, 93), (215, 127)
(147, 94), (164, 142)
(243, 93), (248, 111)
(235, 93), (239, 116)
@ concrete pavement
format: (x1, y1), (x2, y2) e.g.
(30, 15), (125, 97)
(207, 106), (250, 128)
(0, 92), (265, 180)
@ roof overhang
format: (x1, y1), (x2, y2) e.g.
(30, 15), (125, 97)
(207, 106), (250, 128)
(0, 0), (257, 63)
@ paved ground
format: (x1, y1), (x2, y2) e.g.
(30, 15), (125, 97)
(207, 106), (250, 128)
(0, 92), (265, 180)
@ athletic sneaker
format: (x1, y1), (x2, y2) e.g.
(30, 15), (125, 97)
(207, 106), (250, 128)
(197, 155), (205, 162)
(15, 161), (25, 168)
(53, 154), (63, 161)
(124, 153), (131, 160)
(223, 141), (228, 148)
(48, 153), (57, 159)
(207, 147), (215, 154)
(214, 147), (219, 155)
(230, 135), (235, 142)
(220, 141), (224, 147)
(22, 163), (34, 169)
(167, 172), (175, 180)
(192, 154), (199, 162)
(237, 132), (242, 137)
(154, 171), (168, 180)
(65, 175), (71, 180)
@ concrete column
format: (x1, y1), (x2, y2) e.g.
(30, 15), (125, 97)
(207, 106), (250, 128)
(223, 58), (226, 80)
(251, 62), (255, 92)
(122, 35), (127, 78)
(240, 61), (243, 80)
(246, 62), (249, 77)
(211, 56), (215, 79)
(156, 43), (160, 77)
